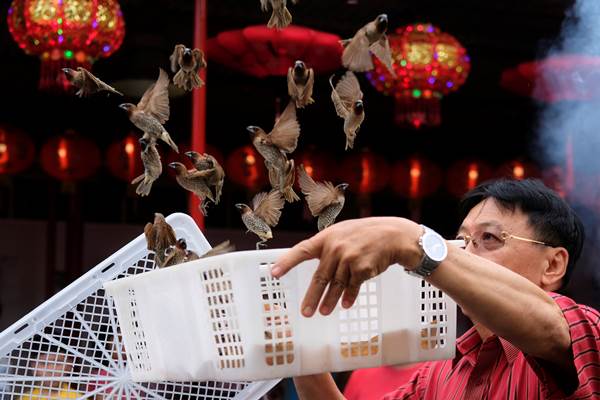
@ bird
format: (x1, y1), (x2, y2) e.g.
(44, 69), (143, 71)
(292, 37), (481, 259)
(185, 151), (225, 204)
(266, 157), (300, 202)
(340, 14), (395, 76)
(247, 100), (301, 172)
(168, 162), (215, 216)
(169, 44), (207, 91)
(287, 60), (315, 108)
(260, 0), (298, 30)
(235, 190), (285, 249)
(144, 213), (177, 267)
(62, 67), (123, 97)
(162, 240), (235, 268)
(297, 164), (349, 231)
(119, 68), (179, 153)
(131, 137), (162, 197)
(330, 71), (365, 150)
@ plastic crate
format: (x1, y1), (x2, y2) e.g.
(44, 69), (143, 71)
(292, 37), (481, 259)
(0, 213), (278, 399)
(104, 248), (457, 382)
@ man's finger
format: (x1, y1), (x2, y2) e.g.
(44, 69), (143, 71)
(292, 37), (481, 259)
(301, 251), (339, 317)
(271, 238), (320, 278)
(341, 269), (367, 309)
(319, 262), (349, 316)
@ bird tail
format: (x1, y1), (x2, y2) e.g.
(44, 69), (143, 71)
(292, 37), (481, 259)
(173, 70), (204, 91)
(161, 131), (179, 153)
(282, 186), (300, 202)
(342, 41), (374, 72)
(267, 5), (292, 29)
(345, 134), (356, 151)
(133, 175), (153, 196)
(198, 200), (210, 216)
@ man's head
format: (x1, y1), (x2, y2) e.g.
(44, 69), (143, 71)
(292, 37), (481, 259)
(458, 178), (584, 291)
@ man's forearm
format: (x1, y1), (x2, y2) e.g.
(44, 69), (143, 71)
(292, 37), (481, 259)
(427, 245), (571, 364)
(293, 373), (345, 400)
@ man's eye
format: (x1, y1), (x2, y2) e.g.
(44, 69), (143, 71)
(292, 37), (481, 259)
(481, 232), (500, 242)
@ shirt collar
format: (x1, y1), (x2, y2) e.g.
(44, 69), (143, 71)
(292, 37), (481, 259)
(454, 326), (520, 366)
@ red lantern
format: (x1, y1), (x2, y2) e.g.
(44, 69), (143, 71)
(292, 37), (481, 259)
(391, 158), (442, 199)
(225, 145), (268, 191)
(0, 126), (35, 175)
(339, 150), (389, 194)
(295, 147), (332, 186)
(41, 131), (101, 181)
(446, 160), (492, 198)
(106, 133), (143, 182)
(7, 0), (125, 91)
(367, 23), (470, 129)
(495, 160), (540, 181)
(207, 25), (342, 77)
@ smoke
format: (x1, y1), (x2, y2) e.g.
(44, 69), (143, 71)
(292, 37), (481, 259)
(536, 0), (600, 304)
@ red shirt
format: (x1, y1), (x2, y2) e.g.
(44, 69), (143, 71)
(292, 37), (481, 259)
(344, 365), (423, 400)
(383, 293), (600, 399)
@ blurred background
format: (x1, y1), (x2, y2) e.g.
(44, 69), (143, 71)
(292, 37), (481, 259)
(0, 2), (599, 394)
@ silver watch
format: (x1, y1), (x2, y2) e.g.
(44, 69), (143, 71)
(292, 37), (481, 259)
(407, 225), (448, 277)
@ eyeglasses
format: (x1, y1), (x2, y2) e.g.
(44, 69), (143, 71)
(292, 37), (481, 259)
(455, 230), (554, 252)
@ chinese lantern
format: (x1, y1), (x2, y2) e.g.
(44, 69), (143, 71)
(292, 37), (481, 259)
(366, 23), (470, 129)
(339, 150), (389, 194)
(106, 133), (143, 182)
(225, 145), (267, 191)
(446, 160), (492, 198)
(391, 157), (442, 199)
(41, 130), (101, 181)
(495, 160), (540, 181)
(0, 126), (36, 175)
(7, 0), (125, 92)
(295, 147), (332, 186)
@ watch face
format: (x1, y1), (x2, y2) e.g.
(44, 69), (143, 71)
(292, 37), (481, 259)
(423, 232), (448, 262)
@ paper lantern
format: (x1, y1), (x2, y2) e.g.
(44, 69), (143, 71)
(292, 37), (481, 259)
(7, 0), (125, 91)
(367, 23), (470, 128)
(339, 150), (389, 194)
(294, 147), (332, 187)
(225, 145), (267, 191)
(391, 157), (442, 199)
(41, 130), (101, 181)
(106, 133), (143, 182)
(495, 160), (540, 181)
(446, 160), (492, 198)
(0, 126), (36, 175)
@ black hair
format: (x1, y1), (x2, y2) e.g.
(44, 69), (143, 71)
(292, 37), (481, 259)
(459, 178), (585, 289)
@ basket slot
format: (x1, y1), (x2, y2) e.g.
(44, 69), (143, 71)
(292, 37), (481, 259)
(339, 281), (380, 359)
(125, 289), (151, 372)
(418, 280), (449, 350)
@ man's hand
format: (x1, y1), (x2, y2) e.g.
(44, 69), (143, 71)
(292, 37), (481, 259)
(271, 217), (423, 317)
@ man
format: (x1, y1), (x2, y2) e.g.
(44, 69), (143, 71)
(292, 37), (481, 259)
(271, 179), (600, 399)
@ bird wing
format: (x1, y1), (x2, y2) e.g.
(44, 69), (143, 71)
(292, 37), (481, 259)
(260, 0), (269, 11)
(301, 68), (315, 99)
(137, 68), (170, 124)
(287, 67), (299, 99)
(297, 165), (338, 216)
(370, 35), (395, 76)
(336, 71), (363, 104)
(330, 76), (349, 119)
(187, 169), (212, 180)
(78, 67), (122, 96)
(200, 240), (235, 258)
(144, 222), (155, 249)
(170, 44), (185, 73)
(269, 100), (300, 153)
(192, 48), (207, 71)
(341, 25), (373, 72)
(253, 190), (284, 227)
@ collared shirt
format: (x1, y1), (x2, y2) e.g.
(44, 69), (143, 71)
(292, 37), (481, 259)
(383, 293), (600, 399)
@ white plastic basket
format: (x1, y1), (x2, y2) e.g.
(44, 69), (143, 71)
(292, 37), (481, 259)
(0, 213), (279, 399)
(104, 248), (457, 382)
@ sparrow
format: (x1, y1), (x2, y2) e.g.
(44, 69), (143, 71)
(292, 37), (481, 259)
(62, 67), (123, 97)
(266, 158), (299, 202)
(260, 0), (298, 30)
(330, 71), (365, 150)
(119, 68), (179, 153)
(287, 60), (314, 108)
(144, 213), (177, 267)
(235, 190), (285, 249)
(131, 137), (162, 197)
(169, 44), (207, 91)
(247, 100), (301, 172)
(185, 151), (225, 204)
(168, 162), (215, 216)
(341, 14), (395, 76)
(297, 164), (349, 231)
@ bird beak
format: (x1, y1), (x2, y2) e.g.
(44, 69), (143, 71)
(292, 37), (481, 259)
(62, 68), (69, 73)
(246, 126), (258, 135)
(340, 183), (349, 191)
(168, 162), (178, 169)
(294, 60), (305, 69)
(234, 204), (244, 211)
(118, 104), (128, 111)
(184, 151), (194, 158)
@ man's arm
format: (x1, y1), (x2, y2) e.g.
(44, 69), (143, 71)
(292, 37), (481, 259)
(293, 374), (344, 400)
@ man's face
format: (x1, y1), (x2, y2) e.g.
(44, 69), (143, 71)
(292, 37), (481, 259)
(458, 198), (550, 287)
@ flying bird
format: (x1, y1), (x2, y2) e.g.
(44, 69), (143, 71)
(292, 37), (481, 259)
(144, 213), (177, 267)
(62, 67), (123, 97)
(267, 158), (299, 203)
(169, 44), (207, 91)
(247, 100), (301, 172)
(185, 151), (225, 204)
(341, 14), (395, 76)
(119, 68), (179, 153)
(131, 137), (162, 197)
(297, 164), (348, 231)
(235, 190), (285, 249)
(260, 0), (298, 30)
(287, 60), (315, 108)
(330, 71), (365, 150)
(169, 162), (215, 216)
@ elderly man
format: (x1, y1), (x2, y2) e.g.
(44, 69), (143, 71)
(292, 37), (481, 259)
(272, 179), (600, 399)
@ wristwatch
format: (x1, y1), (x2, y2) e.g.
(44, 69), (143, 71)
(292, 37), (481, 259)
(407, 225), (448, 278)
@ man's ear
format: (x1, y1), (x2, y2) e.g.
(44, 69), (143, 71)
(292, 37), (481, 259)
(541, 247), (569, 291)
